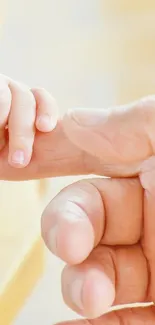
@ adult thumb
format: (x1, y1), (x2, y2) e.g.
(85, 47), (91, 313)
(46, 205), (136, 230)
(62, 97), (155, 177)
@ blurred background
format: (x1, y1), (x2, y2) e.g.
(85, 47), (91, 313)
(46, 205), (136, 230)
(0, 1), (155, 324)
(0, 0), (115, 111)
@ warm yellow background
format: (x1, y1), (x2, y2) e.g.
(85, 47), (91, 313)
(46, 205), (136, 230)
(0, 1), (154, 324)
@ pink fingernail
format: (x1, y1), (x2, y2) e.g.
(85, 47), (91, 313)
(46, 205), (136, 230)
(11, 150), (25, 165)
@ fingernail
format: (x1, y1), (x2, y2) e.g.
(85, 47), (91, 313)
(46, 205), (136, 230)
(70, 277), (84, 310)
(11, 150), (25, 165)
(36, 114), (57, 131)
(68, 108), (109, 127)
(48, 225), (58, 254)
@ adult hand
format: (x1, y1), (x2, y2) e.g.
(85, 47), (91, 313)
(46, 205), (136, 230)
(1, 95), (155, 181)
(41, 96), (155, 324)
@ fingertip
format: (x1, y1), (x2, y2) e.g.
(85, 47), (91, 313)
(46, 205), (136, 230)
(42, 216), (95, 265)
(83, 269), (115, 318)
(62, 266), (115, 319)
(32, 87), (59, 133)
(56, 220), (94, 264)
(41, 181), (104, 264)
(36, 114), (57, 132)
(8, 149), (32, 168)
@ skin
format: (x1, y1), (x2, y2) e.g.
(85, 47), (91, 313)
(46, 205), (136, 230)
(0, 74), (58, 168)
(42, 97), (155, 324)
(1, 75), (155, 323)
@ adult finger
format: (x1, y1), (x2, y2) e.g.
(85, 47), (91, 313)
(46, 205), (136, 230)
(0, 121), (89, 180)
(61, 244), (148, 318)
(42, 177), (142, 264)
(56, 306), (155, 325)
(63, 96), (155, 177)
(2, 95), (155, 180)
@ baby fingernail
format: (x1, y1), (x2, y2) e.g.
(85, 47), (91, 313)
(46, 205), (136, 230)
(36, 114), (57, 131)
(11, 150), (25, 165)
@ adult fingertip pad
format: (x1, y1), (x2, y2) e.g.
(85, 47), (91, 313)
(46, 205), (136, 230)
(64, 267), (115, 319)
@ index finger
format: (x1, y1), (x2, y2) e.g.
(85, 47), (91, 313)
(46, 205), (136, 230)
(0, 121), (89, 180)
(63, 96), (155, 177)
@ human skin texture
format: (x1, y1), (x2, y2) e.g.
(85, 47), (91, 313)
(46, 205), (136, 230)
(1, 75), (155, 323)
(42, 96), (155, 324)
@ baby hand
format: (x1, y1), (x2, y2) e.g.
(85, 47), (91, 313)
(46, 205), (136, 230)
(0, 74), (58, 168)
